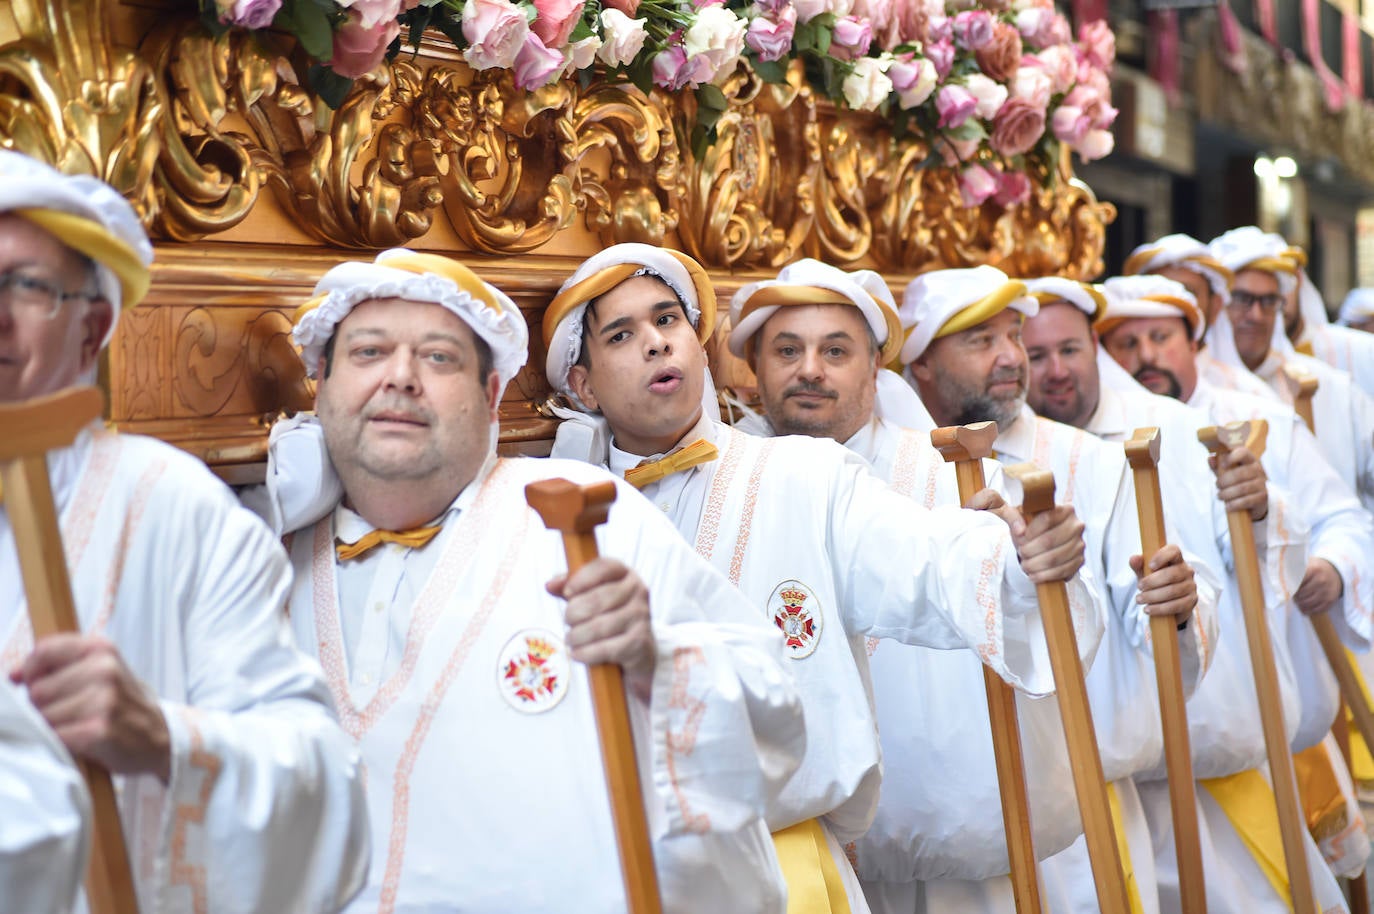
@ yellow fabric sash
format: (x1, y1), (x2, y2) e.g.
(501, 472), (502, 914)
(1293, 741), (1348, 844)
(1201, 770), (1294, 907)
(335, 525), (442, 561)
(1295, 340), (1315, 357)
(771, 819), (852, 914)
(1106, 783), (1146, 914)
(1347, 647), (1374, 784)
(623, 439), (719, 490)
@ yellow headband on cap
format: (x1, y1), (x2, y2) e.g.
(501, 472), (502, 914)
(1123, 247), (1235, 290)
(735, 283), (905, 365)
(1240, 256), (1298, 277)
(293, 251), (505, 326)
(1282, 246), (1308, 269)
(543, 252), (717, 347)
(1031, 286), (1108, 322)
(935, 280), (1030, 339)
(1095, 293), (1203, 339)
(1122, 246), (1162, 277)
(16, 207), (150, 308)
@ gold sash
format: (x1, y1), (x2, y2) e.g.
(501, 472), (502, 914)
(771, 819), (852, 914)
(1106, 782), (1146, 914)
(1202, 770), (1300, 907)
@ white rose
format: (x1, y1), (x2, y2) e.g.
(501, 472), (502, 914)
(1010, 65), (1051, 108)
(684, 6), (747, 81)
(890, 55), (937, 108)
(795, 0), (829, 23)
(566, 34), (601, 71)
(596, 8), (648, 67)
(964, 72), (1008, 119)
(842, 55), (894, 111)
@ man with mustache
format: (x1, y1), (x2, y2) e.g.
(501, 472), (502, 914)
(1024, 274), (1369, 912)
(543, 243), (1091, 914)
(891, 266), (1214, 914)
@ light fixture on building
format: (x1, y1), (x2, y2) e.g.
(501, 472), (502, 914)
(1254, 156), (1274, 178)
(1274, 156), (1298, 178)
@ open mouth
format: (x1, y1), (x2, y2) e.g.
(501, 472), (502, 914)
(648, 367), (683, 394)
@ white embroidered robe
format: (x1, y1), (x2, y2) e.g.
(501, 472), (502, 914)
(284, 456), (805, 914)
(1297, 321), (1374, 398)
(0, 427), (371, 914)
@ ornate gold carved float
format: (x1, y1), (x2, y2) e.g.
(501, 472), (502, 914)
(0, 0), (1114, 477)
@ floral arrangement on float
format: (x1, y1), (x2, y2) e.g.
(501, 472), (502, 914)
(200, 0), (1116, 205)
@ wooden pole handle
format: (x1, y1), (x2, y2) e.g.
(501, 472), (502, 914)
(0, 388), (139, 914)
(1122, 427), (1207, 914)
(525, 478), (663, 914)
(932, 424), (1043, 914)
(1003, 463), (1130, 914)
(1199, 421), (1317, 914)
(1281, 365), (1318, 435)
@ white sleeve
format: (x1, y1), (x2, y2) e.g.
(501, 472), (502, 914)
(0, 678), (88, 914)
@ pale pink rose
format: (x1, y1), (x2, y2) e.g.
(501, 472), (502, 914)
(746, 7), (797, 62)
(1062, 83), (1115, 128)
(831, 16), (874, 60)
(841, 56), (894, 111)
(927, 14), (952, 43)
(1076, 128), (1114, 161)
(852, 0), (894, 47)
(952, 10), (994, 50)
(513, 32), (565, 88)
(889, 55), (938, 108)
(651, 45), (714, 89)
(926, 37), (955, 78)
(964, 73), (1007, 119)
(989, 96), (1045, 156)
(1034, 45), (1078, 94)
(339, 0), (402, 28)
(684, 6), (748, 81)
(222, 0), (281, 28)
(462, 0), (529, 70)
(1050, 104), (1090, 144)
(880, 0), (929, 49)
(754, 0), (788, 12)
(948, 137), (981, 161)
(993, 169), (1032, 206)
(328, 9), (400, 78)
(531, 0), (584, 48)
(959, 164), (999, 207)
(693, 0), (725, 7)
(601, 0), (640, 13)
(1015, 7), (1070, 48)
(565, 34), (600, 71)
(935, 84), (977, 128)
(975, 20), (1022, 82)
(597, 8), (648, 66)
(1010, 65), (1051, 108)
(794, 0), (830, 24)
(1077, 19), (1115, 70)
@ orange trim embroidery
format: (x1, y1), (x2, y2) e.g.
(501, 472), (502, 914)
(694, 428), (744, 563)
(975, 541), (1004, 665)
(168, 708), (222, 914)
(665, 646), (711, 834)
(889, 431), (921, 499)
(727, 439), (775, 587)
(93, 457), (166, 635)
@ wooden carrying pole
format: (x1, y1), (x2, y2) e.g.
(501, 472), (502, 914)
(1198, 420), (1318, 914)
(931, 421), (1042, 914)
(0, 387), (139, 914)
(525, 478), (662, 914)
(1123, 427), (1208, 914)
(1002, 463), (1131, 914)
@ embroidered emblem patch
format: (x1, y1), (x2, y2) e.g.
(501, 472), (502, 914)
(768, 579), (822, 659)
(497, 629), (571, 713)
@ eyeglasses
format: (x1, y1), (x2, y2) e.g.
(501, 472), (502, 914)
(0, 270), (95, 320)
(1227, 290), (1284, 314)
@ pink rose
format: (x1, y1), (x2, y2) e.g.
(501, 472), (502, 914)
(328, 10), (400, 78)
(1011, 65), (1051, 108)
(794, 0), (830, 23)
(339, 0), (402, 28)
(926, 37), (955, 78)
(532, 0), (584, 48)
(927, 14), (952, 43)
(964, 73), (1007, 119)
(513, 32), (565, 88)
(889, 54), (937, 108)
(975, 20), (1022, 83)
(852, 0), (894, 47)
(565, 35), (600, 71)
(597, 8), (649, 66)
(935, 84), (977, 128)
(831, 16), (874, 60)
(601, 0), (640, 13)
(993, 169), (1032, 206)
(462, 0), (529, 70)
(879, 0), (930, 49)
(1077, 19), (1115, 70)
(953, 10), (994, 50)
(1062, 84), (1115, 128)
(937, 136), (981, 165)
(651, 45), (713, 90)
(1075, 128), (1114, 161)
(1050, 104), (1090, 144)
(1015, 7), (1070, 49)
(959, 164), (999, 207)
(221, 0), (281, 29)
(746, 7), (797, 62)
(989, 96), (1045, 156)
(1034, 45), (1078, 94)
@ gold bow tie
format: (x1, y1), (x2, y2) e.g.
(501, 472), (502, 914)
(335, 525), (442, 561)
(623, 439), (719, 490)
(1295, 340), (1314, 357)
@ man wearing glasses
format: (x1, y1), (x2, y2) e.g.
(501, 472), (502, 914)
(1209, 226), (1374, 515)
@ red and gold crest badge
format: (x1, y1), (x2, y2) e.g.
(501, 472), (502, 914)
(497, 629), (571, 713)
(768, 579), (822, 659)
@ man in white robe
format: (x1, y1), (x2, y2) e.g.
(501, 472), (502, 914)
(271, 248), (806, 913)
(0, 150), (371, 912)
(888, 266), (1217, 914)
(0, 677), (89, 914)
(541, 243), (1094, 914)
(1098, 280), (1374, 891)
(1337, 288), (1374, 334)
(1275, 244), (1374, 397)
(1025, 274), (1362, 912)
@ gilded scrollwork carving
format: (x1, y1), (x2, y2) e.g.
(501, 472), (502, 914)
(810, 108), (881, 265)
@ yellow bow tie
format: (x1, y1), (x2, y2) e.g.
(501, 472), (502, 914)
(1295, 340), (1314, 357)
(623, 439), (719, 490)
(335, 525), (442, 561)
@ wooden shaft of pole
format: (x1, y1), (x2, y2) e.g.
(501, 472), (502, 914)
(1005, 464), (1130, 914)
(931, 423), (1042, 914)
(1123, 428), (1207, 914)
(1311, 614), (1374, 764)
(525, 479), (662, 914)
